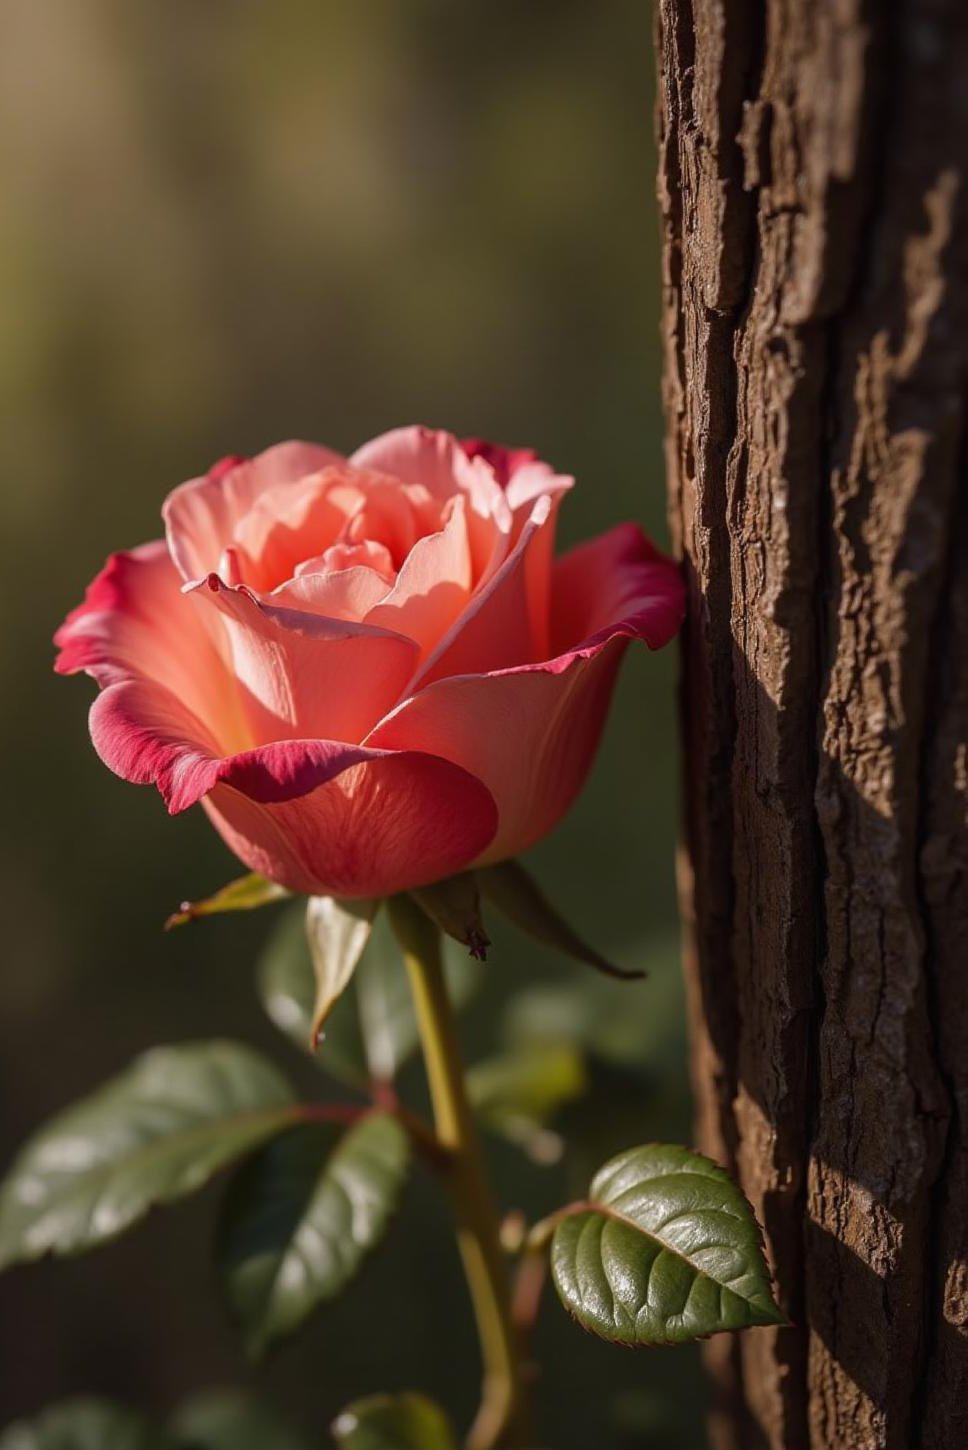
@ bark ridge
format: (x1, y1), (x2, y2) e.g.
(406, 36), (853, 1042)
(656, 2), (968, 1445)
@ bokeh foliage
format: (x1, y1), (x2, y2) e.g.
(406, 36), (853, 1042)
(0, 1), (703, 1444)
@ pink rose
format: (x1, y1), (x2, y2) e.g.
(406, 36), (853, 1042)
(55, 428), (683, 898)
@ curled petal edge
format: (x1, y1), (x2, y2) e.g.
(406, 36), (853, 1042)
(53, 541), (173, 686)
(372, 522), (685, 723)
(87, 679), (498, 832)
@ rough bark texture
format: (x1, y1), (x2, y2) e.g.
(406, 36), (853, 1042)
(656, 2), (968, 1446)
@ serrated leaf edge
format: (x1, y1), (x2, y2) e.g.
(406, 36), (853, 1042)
(220, 1111), (412, 1359)
(554, 1199), (784, 1335)
(550, 1143), (786, 1346)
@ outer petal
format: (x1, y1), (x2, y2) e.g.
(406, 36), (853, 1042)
(88, 678), (498, 897)
(411, 494), (553, 688)
(163, 441), (344, 582)
(189, 576), (419, 744)
(460, 436), (573, 514)
(460, 438), (539, 485)
(203, 748), (498, 898)
(54, 541), (249, 755)
(365, 641), (625, 864)
(549, 521), (685, 654)
(367, 525), (684, 862)
(460, 439), (575, 663)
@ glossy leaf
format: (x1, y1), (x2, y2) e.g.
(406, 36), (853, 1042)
(477, 860), (641, 980)
(0, 1042), (297, 1266)
(258, 904), (479, 1088)
(331, 1394), (458, 1450)
(305, 895), (378, 1048)
(410, 873), (489, 959)
(170, 1390), (311, 1450)
(550, 1143), (784, 1345)
(0, 1400), (175, 1450)
(165, 873), (289, 930)
(218, 1113), (410, 1357)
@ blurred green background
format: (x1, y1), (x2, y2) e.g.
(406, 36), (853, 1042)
(0, 1), (704, 1445)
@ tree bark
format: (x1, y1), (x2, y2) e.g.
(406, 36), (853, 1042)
(655, 2), (968, 1447)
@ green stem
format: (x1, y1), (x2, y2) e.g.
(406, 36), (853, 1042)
(389, 895), (531, 1450)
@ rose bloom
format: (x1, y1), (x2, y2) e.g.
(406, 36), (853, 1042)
(55, 428), (683, 899)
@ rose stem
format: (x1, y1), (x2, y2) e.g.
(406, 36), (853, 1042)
(388, 894), (532, 1450)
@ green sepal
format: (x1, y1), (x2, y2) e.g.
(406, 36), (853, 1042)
(258, 903), (479, 1089)
(305, 895), (378, 1049)
(410, 873), (490, 959)
(217, 1113), (411, 1358)
(476, 860), (642, 980)
(164, 873), (289, 930)
(550, 1142), (784, 1345)
(331, 1394), (458, 1450)
(0, 1042), (297, 1267)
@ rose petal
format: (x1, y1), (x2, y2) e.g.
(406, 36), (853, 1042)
(54, 541), (249, 754)
(203, 748), (498, 898)
(365, 643), (623, 864)
(164, 441), (344, 582)
(333, 474), (432, 567)
(461, 441), (574, 659)
(460, 438), (573, 514)
(229, 470), (360, 591)
(504, 460), (572, 516)
(460, 438), (539, 485)
(273, 566), (392, 621)
(365, 495), (473, 656)
(190, 576), (419, 745)
(367, 525), (684, 862)
(351, 426), (510, 578)
(294, 539), (396, 580)
(87, 677), (498, 897)
(549, 521), (686, 653)
(88, 678), (227, 810)
(411, 494), (553, 688)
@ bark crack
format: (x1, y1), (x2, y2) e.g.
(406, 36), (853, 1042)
(658, 0), (968, 1446)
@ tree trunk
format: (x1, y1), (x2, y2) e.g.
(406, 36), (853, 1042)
(655, 2), (968, 1447)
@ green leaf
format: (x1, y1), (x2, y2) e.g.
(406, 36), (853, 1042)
(550, 1144), (784, 1344)
(165, 873), (289, 930)
(467, 1044), (587, 1162)
(477, 860), (642, 980)
(410, 874), (489, 959)
(258, 905), (479, 1089)
(0, 1042), (298, 1266)
(306, 895), (378, 1048)
(0, 1400), (175, 1450)
(218, 1113), (411, 1357)
(170, 1390), (311, 1450)
(331, 1394), (458, 1450)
